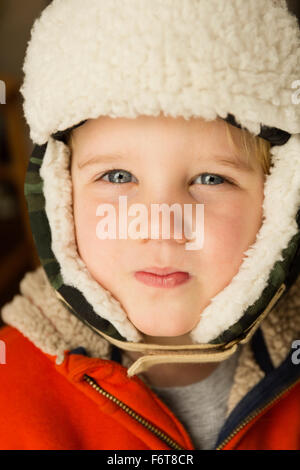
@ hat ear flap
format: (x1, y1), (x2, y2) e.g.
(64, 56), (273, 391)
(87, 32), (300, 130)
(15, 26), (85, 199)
(37, 136), (143, 342)
(191, 134), (300, 344)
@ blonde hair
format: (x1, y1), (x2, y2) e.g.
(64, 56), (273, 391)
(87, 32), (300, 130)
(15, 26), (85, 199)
(224, 120), (272, 175)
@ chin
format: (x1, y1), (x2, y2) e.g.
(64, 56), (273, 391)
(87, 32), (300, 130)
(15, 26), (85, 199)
(133, 322), (195, 339)
(127, 309), (201, 340)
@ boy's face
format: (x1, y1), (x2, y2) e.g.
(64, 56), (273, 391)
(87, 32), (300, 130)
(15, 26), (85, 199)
(70, 114), (265, 344)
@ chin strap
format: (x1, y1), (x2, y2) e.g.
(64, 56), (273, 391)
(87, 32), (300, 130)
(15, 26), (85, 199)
(56, 282), (286, 376)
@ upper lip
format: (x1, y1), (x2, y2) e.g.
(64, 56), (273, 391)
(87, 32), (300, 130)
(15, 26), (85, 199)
(137, 267), (188, 276)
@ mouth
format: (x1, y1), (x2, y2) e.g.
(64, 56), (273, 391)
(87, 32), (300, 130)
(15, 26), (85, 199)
(134, 267), (191, 288)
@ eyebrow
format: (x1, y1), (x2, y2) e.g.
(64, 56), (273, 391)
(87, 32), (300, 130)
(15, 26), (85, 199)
(213, 156), (255, 172)
(77, 153), (255, 172)
(77, 154), (125, 169)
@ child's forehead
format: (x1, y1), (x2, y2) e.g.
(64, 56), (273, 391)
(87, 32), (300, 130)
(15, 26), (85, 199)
(70, 114), (259, 175)
(70, 115), (257, 168)
(77, 113), (225, 128)
(70, 114), (235, 147)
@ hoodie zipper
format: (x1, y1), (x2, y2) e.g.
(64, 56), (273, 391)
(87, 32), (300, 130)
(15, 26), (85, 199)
(83, 374), (186, 450)
(215, 377), (300, 450)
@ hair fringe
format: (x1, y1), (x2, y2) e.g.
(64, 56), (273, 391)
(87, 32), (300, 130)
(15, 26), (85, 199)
(224, 121), (271, 175)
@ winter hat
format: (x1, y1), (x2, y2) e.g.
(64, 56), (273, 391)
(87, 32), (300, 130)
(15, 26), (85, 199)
(20, 0), (300, 370)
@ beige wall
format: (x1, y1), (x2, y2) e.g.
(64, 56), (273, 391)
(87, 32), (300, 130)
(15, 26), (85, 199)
(0, 0), (299, 80)
(0, 0), (50, 78)
(288, 0), (300, 21)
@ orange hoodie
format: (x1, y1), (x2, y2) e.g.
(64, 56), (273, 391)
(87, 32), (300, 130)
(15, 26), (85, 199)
(0, 267), (300, 450)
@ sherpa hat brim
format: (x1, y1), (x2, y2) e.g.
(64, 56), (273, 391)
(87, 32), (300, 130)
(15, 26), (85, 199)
(20, 0), (300, 145)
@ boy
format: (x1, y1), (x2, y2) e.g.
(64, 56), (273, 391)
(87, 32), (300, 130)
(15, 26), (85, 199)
(0, 0), (300, 450)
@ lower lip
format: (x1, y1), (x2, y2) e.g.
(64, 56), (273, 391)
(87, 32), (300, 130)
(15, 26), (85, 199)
(134, 271), (190, 288)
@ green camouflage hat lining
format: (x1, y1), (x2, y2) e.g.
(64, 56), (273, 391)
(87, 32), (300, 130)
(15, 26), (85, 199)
(25, 144), (126, 342)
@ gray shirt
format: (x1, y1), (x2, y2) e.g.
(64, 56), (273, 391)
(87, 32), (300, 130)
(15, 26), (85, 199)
(149, 347), (241, 450)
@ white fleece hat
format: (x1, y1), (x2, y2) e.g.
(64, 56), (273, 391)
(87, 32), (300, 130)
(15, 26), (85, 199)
(20, 0), (300, 350)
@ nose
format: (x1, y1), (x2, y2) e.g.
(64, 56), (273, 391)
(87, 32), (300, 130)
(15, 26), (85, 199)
(137, 203), (194, 245)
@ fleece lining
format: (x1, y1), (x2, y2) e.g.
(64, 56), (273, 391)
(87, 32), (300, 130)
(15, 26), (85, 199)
(21, 0), (300, 144)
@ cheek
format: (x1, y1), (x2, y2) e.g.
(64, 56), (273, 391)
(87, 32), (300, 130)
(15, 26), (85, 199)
(202, 191), (264, 274)
(73, 189), (97, 252)
(72, 187), (128, 286)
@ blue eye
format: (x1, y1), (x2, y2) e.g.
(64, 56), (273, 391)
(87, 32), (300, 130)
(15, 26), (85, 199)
(193, 173), (228, 185)
(97, 170), (233, 186)
(99, 169), (137, 184)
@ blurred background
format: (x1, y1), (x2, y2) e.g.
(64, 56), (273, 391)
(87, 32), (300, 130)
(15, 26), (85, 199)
(0, 1), (51, 324)
(0, 0), (299, 326)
